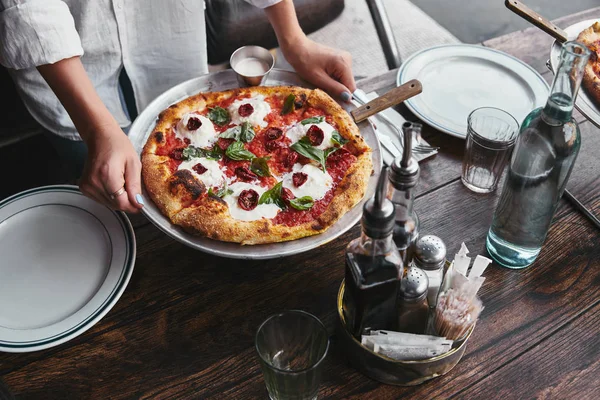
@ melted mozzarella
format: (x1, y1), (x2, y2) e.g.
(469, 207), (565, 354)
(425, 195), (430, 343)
(224, 182), (280, 221)
(285, 120), (336, 150)
(228, 95), (271, 128)
(176, 114), (218, 148)
(177, 157), (226, 188)
(282, 163), (333, 200)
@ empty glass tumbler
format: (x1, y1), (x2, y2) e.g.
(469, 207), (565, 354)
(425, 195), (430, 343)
(461, 107), (519, 193)
(255, 310), (329, 400)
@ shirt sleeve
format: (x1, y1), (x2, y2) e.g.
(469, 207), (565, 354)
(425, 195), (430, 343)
(0, 0), (83, 70)
(243, 0), (283, 9)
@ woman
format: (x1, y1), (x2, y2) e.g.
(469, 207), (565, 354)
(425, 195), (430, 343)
(0, 0), (356, 212)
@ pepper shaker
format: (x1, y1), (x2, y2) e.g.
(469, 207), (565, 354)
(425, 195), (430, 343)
(413, 235), (447, 307)
(397, 266), (429, 334)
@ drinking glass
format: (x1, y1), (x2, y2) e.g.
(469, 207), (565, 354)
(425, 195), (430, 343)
(461, 107), (519, 193)
(255, 310), (329, 400)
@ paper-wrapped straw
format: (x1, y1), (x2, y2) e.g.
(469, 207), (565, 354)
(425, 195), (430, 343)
(434, 243), (490, 340)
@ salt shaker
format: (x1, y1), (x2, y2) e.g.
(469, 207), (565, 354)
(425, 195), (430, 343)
(413, 235), (447, 307)
(397, 266), (429, 334)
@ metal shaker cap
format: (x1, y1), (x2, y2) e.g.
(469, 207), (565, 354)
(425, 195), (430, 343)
(389, 122), (420, 189)
(362, 168), (395, 239)
(399, 266), (429, 301)
(414, 235), (447, 271)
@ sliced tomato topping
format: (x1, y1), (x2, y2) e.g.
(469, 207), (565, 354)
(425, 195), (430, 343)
(292, 172), (308, 187)
(192, 163), (208, 174)
(235, 167), (258, 182)
(265, 127), (283, 141)
(238, 189), (259, 210)
(307, 125), (324, 146)
(238, 103), (254, 117)
(186, 117), (202, 130)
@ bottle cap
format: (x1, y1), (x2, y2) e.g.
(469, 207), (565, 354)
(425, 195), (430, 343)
(414, 235), (447, 271)
(362, 168), (395, 239)
(399, 266), (429, 301)
(389, 122), (420, 189)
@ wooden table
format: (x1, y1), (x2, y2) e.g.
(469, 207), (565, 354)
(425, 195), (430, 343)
(2, 8), (599, 400)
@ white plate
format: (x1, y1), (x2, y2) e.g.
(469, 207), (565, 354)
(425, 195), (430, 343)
(550, 18), (600, 129)
(128, 69), (382, 260)
(0, 186), (135, 353)
(397, 44), (550, 138)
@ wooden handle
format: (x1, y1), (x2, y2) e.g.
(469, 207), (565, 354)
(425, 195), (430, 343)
(505, 0), (568, 42)
(351, 79), (422, 123)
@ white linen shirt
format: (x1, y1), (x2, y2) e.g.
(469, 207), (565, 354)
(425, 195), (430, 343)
(0, 0), (281, 140)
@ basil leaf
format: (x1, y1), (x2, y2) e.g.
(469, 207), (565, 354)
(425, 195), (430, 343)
(225, 141), (256, 161)
(325, 147), (339, 159)
(250, 156), (271, 177)
(289, 196), (314, 211)
(208, 106), (231, 126)
(281, 94), (295, 115)
(300, 116), (325, 125)
(331, 130), (348, 146)
(182, 145), (223, 161)
(290, 138), (327, 172)
(220, 125), (241, 140)
(258, 181), (286, 209)
(240, 122), (255, 143)
(209, 185), (234, 198)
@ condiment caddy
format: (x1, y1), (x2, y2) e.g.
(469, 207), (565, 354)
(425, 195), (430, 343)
(337, 129), (491, 385)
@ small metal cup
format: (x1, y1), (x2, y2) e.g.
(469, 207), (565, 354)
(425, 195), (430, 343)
(230, 45), (275, 87)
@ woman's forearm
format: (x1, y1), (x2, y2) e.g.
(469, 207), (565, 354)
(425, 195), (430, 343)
(37, 56), (118, 142)
(263, 0), (306, 52)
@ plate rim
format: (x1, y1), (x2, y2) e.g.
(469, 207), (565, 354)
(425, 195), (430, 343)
(129, 68), (382, 260)
(0, 185), (136, 353)
(549, 18), (600, 129)
(396, 43), (550, 138)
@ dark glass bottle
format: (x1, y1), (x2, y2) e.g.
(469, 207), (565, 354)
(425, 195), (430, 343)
(343, 169), (404, 339)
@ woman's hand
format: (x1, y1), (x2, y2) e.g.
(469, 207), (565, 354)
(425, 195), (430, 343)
(283, 37), (356, 102)
(79, 120), (144, 213)
(37, 57), (144, 213)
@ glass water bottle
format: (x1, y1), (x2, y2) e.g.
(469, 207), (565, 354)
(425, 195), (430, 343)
(486, 41), (591, 269)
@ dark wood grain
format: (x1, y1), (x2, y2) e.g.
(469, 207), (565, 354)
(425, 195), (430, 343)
(456, 301), (600, 400)
(2, 7), (600, 400)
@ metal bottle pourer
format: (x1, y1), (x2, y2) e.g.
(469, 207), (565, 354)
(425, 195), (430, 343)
(389, 122), (420, 190)
(362, 168), (395, 239)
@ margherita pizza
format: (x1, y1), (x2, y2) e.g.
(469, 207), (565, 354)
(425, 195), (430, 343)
(141, 86), (372, 245)
(577, 21), (600, 105)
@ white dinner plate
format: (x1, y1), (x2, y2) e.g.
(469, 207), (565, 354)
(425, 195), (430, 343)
(128, 69), (382, 260)
(397, 44), (550, 138)
(0, 186), (135, 353)
(550, 18), (600, 129)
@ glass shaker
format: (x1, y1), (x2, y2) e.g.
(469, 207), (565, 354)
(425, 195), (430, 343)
(397, 266), (429, 334)
(412, 235), (447, 307)
(343, 168), (404, 339)
(388, 122), (420, 265)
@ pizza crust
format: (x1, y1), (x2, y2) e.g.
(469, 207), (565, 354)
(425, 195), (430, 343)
(577, 22), (600, 106)
(141, 86), (372, 245)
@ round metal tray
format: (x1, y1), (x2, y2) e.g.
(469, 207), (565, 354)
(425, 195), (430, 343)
(128, 69), (382, 259)
(336, 279), (473, 386)
(549, 18), (600, 129)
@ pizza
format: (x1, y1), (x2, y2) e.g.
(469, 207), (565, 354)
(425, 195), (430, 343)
(141, 86), (372, 245)
(577, 21), (600, 105)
